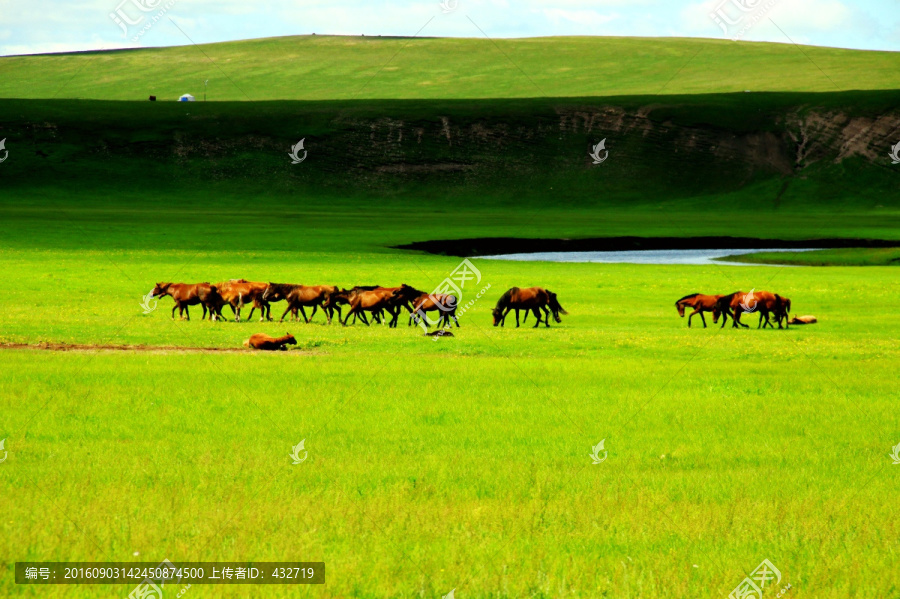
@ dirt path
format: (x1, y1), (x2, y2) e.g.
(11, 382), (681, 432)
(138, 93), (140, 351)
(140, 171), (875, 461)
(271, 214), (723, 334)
(0, 342), (313, 354)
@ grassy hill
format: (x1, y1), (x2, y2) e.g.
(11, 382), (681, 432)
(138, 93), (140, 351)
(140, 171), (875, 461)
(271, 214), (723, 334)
(1, 36), (899, 253)
(1, 36), (900, 101)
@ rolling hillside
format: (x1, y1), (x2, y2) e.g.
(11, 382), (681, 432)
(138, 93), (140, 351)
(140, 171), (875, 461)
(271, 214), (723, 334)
(1, 35), (899, 101)
(1, 36), (899, 251)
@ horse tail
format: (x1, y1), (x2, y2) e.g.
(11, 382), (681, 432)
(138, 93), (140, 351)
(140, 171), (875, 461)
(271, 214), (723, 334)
(547, 291), (568, 315)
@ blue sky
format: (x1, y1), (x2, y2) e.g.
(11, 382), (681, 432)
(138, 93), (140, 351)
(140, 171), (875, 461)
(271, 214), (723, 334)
(1, 0), (899, 56)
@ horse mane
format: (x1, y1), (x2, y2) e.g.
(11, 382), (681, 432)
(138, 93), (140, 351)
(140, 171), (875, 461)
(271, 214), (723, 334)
(495, 287), (519, 310)
(676, 293), (701, 303)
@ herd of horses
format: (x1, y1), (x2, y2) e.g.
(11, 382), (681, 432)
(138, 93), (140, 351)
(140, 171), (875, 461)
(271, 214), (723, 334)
(149, 281), (568, 329)
(149, 281), (797, 332)
(675, 291), (793, 329)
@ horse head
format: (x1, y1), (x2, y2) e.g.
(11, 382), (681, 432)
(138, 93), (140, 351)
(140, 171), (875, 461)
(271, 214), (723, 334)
(262, 283), (287, 302)
(284, 333), (297, 345)
(491, 307), (504, 326)
(151, 282), (172, 298)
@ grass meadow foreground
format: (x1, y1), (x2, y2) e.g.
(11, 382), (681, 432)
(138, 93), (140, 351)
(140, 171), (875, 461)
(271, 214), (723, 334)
(1, 240), (898, 597)
(2, 31), (900, 599)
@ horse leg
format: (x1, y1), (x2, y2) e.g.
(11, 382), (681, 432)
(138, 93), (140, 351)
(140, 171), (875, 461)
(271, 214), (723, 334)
(202, 304), (208, 320)
(309, 305), (319, 322)
(300, 306), (310, 324)
(184, 305), (190, 321)
(522, 309), (527, 324)
(542, 306), (551, 327)
(515, 309), (521, 328)
(532, 308), (542, 328)
(688, 308), (706, 328)
(171, 303), (178, 320)
(279, 305), (292, 323)
(452, 311), (460, 328)
(700, 311), (707, 328)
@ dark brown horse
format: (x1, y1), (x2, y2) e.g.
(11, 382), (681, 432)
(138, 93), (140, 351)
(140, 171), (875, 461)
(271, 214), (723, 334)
(774, 295), (791, 328)
(262, 284), (340, 323)
(492, 287), (567, 328)
(243, 333), (297, 351)
(675, 293), (727, 328)
(215, 279), (269, 322)
(151, 282), (222, 321)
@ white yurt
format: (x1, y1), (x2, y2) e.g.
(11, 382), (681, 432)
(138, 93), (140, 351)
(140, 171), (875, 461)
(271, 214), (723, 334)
(179, 94), (196, 102)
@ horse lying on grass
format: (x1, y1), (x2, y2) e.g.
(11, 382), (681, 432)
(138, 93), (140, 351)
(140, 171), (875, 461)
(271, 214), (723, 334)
(492, 287), (567, 328)
(243, 333), (297, 351)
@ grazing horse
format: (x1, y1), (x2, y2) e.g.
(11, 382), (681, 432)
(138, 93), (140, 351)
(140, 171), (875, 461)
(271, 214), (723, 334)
(151, 282), (222, 321)
(262, 284), (340, 323)
(492, 287), (567, 328)
(716, 291), (786, 329)
(243, 333), (297, 351)
(400, 285), (460, 329)
(215, 279), (269, 322)
(675, 293), (726, 328)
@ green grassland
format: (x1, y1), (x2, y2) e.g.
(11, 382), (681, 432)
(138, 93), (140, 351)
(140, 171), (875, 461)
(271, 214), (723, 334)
(719, 247), (900, 266)
(2, 243), (899, 598)
(2, 35), (900, 598)
(2, 36), (900, 101)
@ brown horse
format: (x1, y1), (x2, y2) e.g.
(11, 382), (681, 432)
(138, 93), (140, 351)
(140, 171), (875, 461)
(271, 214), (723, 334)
(341, 286), (408, 326)
(492, 287), (567, 328)
(323, 286), (380, 325)
(675, 293), (726, 328)
(400, 285), (460, 329)
(716, 290), (787, 329)
(151, 282), (222, 321)
(262, 283), (340, 323)
(243, 333), (297, 351)
(214, 279), (269, 322)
